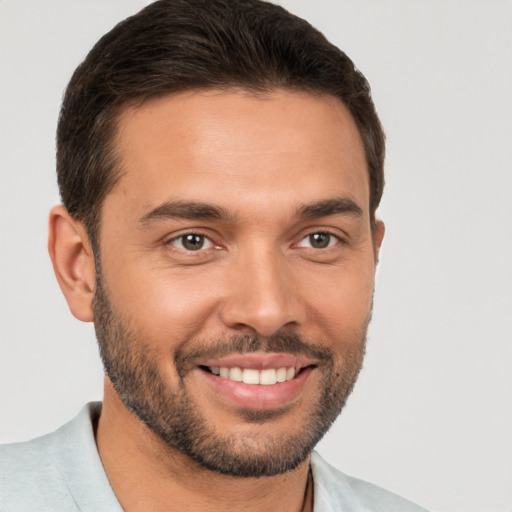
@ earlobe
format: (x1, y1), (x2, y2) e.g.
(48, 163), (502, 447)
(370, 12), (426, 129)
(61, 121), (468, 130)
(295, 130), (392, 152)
(373, 219), (385, 263)
(48, 205), (96, 322)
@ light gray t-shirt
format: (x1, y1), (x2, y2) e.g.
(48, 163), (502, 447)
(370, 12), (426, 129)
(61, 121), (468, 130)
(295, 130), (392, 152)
(0, 403), (428, 511)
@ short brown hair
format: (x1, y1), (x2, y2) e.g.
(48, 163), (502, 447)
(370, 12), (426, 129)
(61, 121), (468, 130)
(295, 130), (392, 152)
(57, 0), (385, 244)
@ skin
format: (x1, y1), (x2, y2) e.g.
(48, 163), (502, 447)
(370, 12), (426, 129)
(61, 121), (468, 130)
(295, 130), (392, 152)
(49, 89), (384, 512)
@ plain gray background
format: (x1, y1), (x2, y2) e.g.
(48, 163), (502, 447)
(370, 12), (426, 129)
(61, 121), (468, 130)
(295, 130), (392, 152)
(1, 1), (511, 511)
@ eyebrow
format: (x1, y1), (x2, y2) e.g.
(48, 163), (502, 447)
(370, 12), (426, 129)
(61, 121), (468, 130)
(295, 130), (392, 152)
(139, 196), (364, 227)
(139, 200), (233, 226)
(297, 197), (364, 220)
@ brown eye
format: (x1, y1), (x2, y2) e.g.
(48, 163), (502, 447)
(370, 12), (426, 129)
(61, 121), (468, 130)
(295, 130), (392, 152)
(183, 234), (204, 250)
(297, 232), (338, 249)
(308, 232), (331, 248)
(169, 233), (214, 251)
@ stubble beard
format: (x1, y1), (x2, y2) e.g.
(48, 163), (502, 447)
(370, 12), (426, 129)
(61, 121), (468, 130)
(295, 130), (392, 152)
(92, 274), (369, 478)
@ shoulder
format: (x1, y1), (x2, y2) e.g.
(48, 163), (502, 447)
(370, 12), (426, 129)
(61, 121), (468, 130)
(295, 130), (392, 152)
(0, 403), (121, 512)
(310, 452), (429, 512)
(1, 418), (75, 511)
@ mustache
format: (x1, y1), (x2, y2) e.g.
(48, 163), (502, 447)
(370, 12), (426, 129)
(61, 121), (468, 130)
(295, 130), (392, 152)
(175, 332), (334, 374)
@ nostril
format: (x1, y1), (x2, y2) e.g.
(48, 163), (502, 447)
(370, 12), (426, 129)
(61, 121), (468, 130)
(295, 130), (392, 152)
(218, 271), (306, 337)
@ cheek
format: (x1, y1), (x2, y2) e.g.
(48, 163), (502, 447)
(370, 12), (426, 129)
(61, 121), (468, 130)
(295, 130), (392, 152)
(104, 262), (224, 349)
(302, 262), (375, 341)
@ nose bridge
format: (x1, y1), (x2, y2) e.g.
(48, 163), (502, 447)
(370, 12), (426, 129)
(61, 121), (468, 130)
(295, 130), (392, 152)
(220, 240), (303, 336)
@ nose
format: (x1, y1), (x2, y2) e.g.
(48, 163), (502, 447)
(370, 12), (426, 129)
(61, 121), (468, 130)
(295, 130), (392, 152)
(219, 248), (306, 337)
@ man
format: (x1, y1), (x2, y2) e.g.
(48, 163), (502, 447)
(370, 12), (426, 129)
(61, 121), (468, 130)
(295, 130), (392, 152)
(0, 1), (427, 510)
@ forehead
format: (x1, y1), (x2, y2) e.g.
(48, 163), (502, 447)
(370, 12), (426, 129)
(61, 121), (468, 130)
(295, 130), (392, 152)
(109, 89), (369, 218)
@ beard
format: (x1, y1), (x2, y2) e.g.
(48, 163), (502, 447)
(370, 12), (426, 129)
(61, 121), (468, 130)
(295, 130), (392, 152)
(92, 274), (368, 478)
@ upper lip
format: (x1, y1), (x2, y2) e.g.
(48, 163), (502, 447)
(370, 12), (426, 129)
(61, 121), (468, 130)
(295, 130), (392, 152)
(197, 352), (317, 371)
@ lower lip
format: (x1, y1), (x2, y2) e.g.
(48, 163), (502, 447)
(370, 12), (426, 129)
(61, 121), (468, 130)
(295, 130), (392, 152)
(196, 366), (314, 410)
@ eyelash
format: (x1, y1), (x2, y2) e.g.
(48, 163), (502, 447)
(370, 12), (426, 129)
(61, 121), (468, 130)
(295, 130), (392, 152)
(295, 231), (341, 250)
(166, 230), (343, 252)
(166, 232), (217, 251)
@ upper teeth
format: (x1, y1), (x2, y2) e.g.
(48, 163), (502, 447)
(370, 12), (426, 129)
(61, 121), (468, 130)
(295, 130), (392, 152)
(209, 366), (297, 385)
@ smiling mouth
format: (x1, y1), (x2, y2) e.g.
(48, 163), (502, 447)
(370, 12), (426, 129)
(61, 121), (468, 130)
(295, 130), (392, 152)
(200, 365), (311, 385)
(194, 354), (318, 410)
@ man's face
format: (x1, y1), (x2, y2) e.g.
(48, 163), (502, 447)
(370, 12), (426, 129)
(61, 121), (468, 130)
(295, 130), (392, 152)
(93, 89), (382, 476)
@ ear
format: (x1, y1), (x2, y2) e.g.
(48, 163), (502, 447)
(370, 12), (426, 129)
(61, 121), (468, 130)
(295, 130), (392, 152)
(48, 205), (96, 322)
(372, 219), (385, 263)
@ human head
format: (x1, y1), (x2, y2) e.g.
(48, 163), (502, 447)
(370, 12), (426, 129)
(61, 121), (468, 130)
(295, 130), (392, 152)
(51, 0), (386, 479)
(56, 0), (385, 249)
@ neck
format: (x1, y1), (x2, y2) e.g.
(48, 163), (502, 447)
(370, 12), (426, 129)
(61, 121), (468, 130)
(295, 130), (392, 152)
(96, 381), (313, 512)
